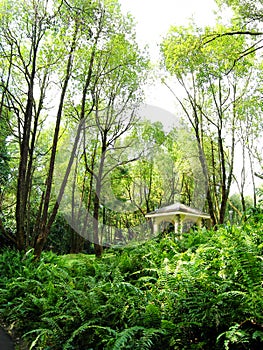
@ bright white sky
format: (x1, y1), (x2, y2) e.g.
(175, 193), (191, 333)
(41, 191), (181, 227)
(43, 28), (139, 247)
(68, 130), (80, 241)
(120, 0), (218, 57)
(119, 0), (220, 128)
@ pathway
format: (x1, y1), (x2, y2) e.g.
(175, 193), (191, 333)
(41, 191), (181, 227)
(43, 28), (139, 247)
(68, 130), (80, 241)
(0, 327), (14, 350)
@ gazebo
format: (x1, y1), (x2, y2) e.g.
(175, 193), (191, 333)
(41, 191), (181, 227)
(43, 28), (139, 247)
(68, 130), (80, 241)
(145, 202), (211, 235)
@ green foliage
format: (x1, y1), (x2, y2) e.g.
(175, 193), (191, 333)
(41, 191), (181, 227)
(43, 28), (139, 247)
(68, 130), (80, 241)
(216, 0), (263, 23)
(46, 214), (72, 254)
(0, 0), (150, 254)
(0, 220), (262, 349)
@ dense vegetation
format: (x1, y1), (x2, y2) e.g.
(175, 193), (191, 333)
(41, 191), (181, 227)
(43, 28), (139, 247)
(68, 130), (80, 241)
(1, 212), (262, 349)
(1, 0), (263, 348)
(1, 0), (263, 257)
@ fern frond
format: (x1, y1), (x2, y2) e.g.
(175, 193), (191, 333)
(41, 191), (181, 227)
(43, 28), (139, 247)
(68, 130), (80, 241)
(64, 324), (116, 350)
(23, 328), (54, 350)
(136, 327), (165, 350)
(112, 326), (146, 350)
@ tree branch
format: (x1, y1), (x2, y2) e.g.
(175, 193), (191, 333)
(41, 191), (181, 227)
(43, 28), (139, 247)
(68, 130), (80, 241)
(203, 30), (263, 46)
(255, 172), (263, 180)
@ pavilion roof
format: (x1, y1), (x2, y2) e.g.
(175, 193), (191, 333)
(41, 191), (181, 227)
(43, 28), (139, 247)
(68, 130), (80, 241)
(145, 202), (210, 219)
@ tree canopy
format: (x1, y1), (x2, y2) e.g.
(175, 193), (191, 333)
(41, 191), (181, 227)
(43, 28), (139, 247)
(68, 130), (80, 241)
(0, 0), (263, 257)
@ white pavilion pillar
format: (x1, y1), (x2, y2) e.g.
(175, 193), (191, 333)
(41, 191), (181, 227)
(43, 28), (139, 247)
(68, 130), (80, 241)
(174, 214), (182, 234)
(153, 220), (159, 234)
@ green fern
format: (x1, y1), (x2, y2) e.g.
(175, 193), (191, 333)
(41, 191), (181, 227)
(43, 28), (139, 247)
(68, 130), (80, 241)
(142, 304), (162, 328)
(23, 328), (54, 350)
(111, 326), (146, 350)
(217, 323), (250, 350)
(64, 324), (116, 350)
(111, 326), (164, 350)
(136, 328), (165, 350)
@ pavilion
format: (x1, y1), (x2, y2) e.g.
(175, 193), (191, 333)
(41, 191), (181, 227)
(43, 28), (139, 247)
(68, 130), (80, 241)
(145, 202), (211, 235)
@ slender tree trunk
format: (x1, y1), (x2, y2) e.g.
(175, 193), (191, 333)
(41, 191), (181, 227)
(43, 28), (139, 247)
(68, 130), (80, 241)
(249, 151), (257, 207)
(79, 138), (98, 251)
(218, 91), (236, 224)
(93, 192), (103, 258)
(240, 142), (247, 212)
(16, 61), (36, 250)
(14, 7), (45, 251)
(36, 28), (99, 257)
(25, 71), (48, 246)
(92, 144), (106, 258)
(0, 52), (14, 245)
(34, 117), (83, 257)
(218, 129), (228, 224)
(195, 127), (217, 226)
(69, 154), (85, 253)
(34, 23), (79, 258)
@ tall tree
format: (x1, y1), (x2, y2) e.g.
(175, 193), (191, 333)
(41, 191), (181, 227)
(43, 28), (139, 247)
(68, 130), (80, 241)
(34, 0), (98, 257)
(0, 0), (148, 257)
(0, 0), (63, 249)
(161, 23), (256, 224)
(46, 0), (149, 257)
(81, 34), (148, 256)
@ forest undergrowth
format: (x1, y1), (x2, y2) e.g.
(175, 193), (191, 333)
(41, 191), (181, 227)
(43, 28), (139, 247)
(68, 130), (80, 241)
(0, 217), (263, 349)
